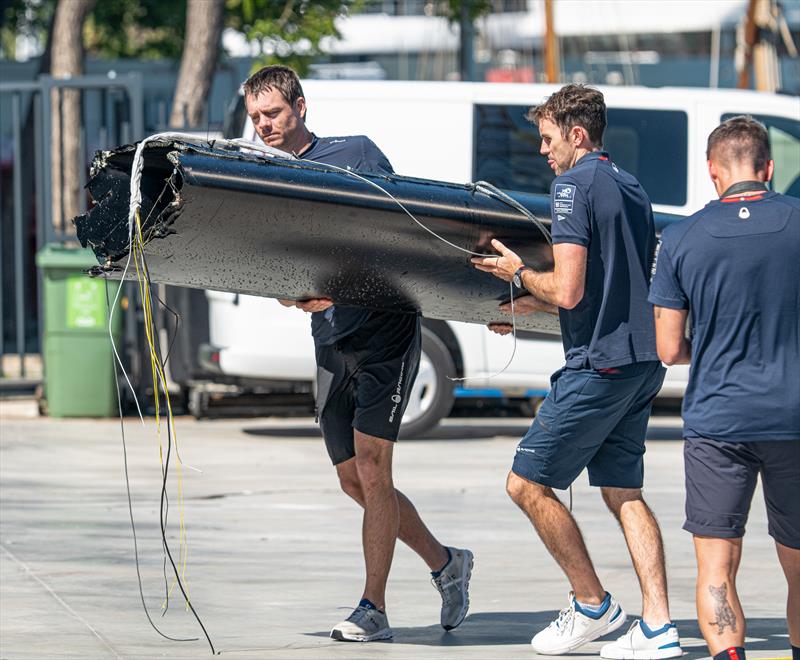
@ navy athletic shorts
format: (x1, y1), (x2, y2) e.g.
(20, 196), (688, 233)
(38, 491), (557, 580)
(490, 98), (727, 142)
(314, 310), (421, 465)
(511, 361), (665, 490)
(683, 437), (800, 548)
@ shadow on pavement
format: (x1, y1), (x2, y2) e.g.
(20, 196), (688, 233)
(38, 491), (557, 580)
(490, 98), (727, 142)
(242, 424), (532, 441)
(305, 615), (790, 653)
(241, 423), (680, 441)
(645, 425), (683, 441)
(243, 426), (322, 438)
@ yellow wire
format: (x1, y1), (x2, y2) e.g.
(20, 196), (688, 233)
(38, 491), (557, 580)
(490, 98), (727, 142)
(131, 209), (191, 610)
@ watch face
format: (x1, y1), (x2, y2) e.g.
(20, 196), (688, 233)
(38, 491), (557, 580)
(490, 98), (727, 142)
(513, 273), (522, 288)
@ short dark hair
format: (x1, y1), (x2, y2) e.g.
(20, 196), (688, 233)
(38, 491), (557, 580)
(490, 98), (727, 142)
(242, 65), (304, 106)
(527, 84), (606, 146)
(706, 115), (771, 173)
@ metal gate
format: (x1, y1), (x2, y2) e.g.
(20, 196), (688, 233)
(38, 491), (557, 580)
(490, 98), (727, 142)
(0, 73), (144, 384)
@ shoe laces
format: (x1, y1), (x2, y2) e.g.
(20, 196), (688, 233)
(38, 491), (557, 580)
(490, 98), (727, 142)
(552, 602), (576, 633)
(347, 606), (371, 625)
(431, 574), (454, 606)
(620, 620), (640, 642)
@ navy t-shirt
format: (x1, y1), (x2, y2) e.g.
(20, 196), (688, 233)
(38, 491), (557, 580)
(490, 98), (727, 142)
(297, 135), (394, 346)
(649, 191), (800, 442)
(550, 151), (660, 369)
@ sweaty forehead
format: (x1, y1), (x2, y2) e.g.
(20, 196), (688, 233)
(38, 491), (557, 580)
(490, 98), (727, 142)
(246, 87), (289, 111)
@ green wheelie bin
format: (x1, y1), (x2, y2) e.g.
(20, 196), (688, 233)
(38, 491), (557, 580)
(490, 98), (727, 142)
(35, 244), (122, 417)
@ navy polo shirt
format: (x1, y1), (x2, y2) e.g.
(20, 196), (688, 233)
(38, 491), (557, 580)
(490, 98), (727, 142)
(550, 150), (660, 369)
(298, 135), (394, 346)
(649, 191), (800, 442)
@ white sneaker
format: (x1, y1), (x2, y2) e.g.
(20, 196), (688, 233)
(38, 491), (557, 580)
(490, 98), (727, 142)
(600, 620), (682, 659)
(330, 602), (393, 642)
(531, 592), (627, 655)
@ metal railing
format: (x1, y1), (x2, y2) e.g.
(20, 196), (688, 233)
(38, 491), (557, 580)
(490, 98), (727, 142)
(0, 73), (144, 380)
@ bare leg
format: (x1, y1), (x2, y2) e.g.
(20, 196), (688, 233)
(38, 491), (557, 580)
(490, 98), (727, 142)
(506, 470), (605, 604)
(602, 487), (671, 626)
(348, 431), (398, 611)
(336, 457), (449, 571)
(776, 542), (800, 646)
(694, 536), (745, 655)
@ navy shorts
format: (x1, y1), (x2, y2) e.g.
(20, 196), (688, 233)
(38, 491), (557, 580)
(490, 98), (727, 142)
(683, 437), (800, 548)
(315, 310), (421, 465)
(511, 361), (665, 490)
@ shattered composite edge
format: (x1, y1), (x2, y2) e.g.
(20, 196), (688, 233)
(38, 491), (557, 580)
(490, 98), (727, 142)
(73, 140), (680, 334)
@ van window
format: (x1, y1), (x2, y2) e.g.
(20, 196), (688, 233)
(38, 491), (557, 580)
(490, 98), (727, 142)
(474, 105), (689, 206)
(722, 113), (800, 199)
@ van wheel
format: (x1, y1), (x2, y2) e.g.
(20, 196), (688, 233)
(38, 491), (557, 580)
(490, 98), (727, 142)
(400, 327), (456, 438)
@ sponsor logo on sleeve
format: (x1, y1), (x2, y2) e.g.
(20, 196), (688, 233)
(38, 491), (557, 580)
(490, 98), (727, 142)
(650, 239), (662, 282)
(553, 183), (575, 215)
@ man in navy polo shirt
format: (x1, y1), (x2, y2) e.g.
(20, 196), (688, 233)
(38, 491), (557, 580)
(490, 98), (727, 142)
(650, 116), (800, 660)
(243, 65), (473, 642)
(473, 84), (680, 658)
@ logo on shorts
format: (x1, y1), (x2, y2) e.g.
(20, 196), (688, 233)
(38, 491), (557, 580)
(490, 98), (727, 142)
(388, 361), (406, 423)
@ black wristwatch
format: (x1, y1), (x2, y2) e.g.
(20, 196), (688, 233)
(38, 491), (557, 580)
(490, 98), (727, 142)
(513, 265), (530, 289)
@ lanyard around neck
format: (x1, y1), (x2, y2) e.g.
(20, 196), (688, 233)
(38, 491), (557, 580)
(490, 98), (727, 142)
(720, 180), (769, 200)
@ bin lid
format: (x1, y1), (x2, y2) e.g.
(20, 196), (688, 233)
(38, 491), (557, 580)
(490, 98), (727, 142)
(36, 243), (102, 269)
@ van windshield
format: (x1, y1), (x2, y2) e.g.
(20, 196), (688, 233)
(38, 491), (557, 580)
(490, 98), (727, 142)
(722, 113), (800, 199)
(474, 104), (689, 206)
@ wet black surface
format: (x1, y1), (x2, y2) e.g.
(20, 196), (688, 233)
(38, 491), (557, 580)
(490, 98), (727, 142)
(73, 141), (681, 333)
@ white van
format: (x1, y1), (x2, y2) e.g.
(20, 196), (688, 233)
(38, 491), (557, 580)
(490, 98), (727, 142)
(202, 82), (800, 434)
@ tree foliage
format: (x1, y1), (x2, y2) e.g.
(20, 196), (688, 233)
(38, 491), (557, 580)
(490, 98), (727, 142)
(433, 0), (493, 23)
(2, 0), (489, 71)
(0, 0), (55, 60)
(2, 0), (366, 71)
(83, 0), (188, 59)
(225, 0), (366, 75)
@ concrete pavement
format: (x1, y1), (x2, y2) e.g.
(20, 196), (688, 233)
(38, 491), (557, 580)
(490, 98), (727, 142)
(0, 407), (792, 659)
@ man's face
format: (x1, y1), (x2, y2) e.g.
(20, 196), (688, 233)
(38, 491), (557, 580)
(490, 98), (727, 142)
(538, 117), (576, 176)
(245, 87), (307, 153)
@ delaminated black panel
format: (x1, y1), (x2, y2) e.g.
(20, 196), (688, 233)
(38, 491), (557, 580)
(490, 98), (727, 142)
(73, 141), (682, 334)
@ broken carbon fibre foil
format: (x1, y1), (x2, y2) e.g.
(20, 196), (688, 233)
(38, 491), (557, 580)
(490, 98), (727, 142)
(73, 140), (673, 334)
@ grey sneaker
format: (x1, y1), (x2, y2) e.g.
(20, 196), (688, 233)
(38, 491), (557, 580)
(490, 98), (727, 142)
(330, 603), (393, 642)
(431, 546), (474, 630)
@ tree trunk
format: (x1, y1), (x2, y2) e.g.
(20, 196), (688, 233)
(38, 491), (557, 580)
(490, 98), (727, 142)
(169, 0), (225, 129)
(50, 0), (96, 235)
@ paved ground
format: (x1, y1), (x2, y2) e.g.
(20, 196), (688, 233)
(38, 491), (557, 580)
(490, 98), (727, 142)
(0, 403), (793, 659)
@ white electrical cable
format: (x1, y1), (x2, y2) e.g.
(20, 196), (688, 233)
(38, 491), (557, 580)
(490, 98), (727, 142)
(293, 158), (552, 381)
(108, 252), (143, 423)
(126, 132), (294, 237)
(296, 158), (508, 259)
(447, 283), (518, 382)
